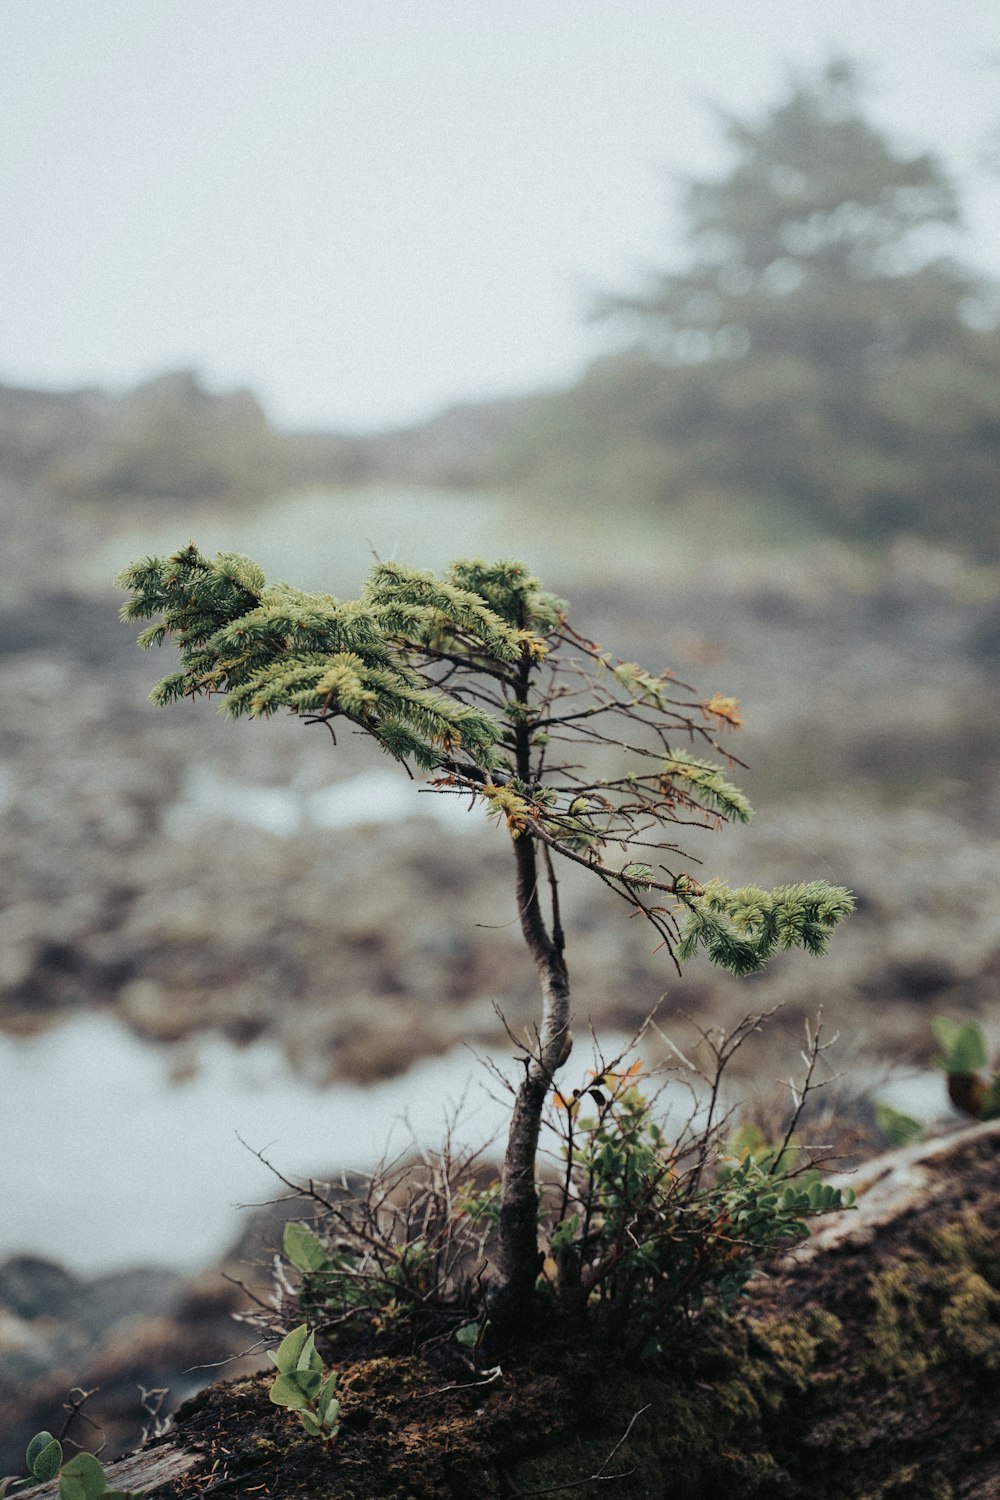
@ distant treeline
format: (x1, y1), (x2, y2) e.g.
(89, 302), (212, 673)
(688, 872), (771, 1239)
(0, 372), (354, 503)
(0, 370), (528, 505)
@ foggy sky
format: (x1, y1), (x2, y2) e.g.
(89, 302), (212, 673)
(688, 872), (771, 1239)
(3, 1), (999, 429)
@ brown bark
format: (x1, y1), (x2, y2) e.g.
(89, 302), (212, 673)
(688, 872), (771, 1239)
(489, 656), (572, 1328)
(489, 836), (571, 1327)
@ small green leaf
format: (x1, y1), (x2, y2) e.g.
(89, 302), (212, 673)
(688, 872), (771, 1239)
(294, 1368), (323, 1398)
(32, 1440), (64, 1488)
(30, 1440), (63, 1484)
(27, 1434), (60, 1482)
(317, 1372), (339, 1415)
(297, 1411), (322, 1438)
(875, 1103), (925, 1148)
(269, 1374), (310, 1411)
(455, 1321), (481, 1348)
(297, 1332), (321, 1374)
(283, 1222), (331, 1274)
(278, 1368), (323, 1403)
(931, 1016), (962, 1055)
(270, 1324), (309, 1374)
(58, 1452), (108, 1500)
(932, 1017), (988, 1074)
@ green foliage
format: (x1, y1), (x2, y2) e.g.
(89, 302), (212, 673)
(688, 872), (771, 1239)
(117, 547), (565, 775)
(283, 1220), (332, 1274)
(676, 878), (856, 976)
(27, 1434), (62, 1484)
(660, 750), (753, 824)
(932, 1017), (989, 1076)
(58, 1453), (142, 1500)
(274, 1049), (855, 1366)
(932, 1016), (1000, 1121)
(120, 546), (853, 979)
(874, 1103), (926, 1148)
(497, 60), (1000, 553)
(445, 557), (566, 632)
(1, 1435), (146, 1500)
(118, 545), (526, 772)
(543, 1064), (854, 1361)
(267, 1324), (341, 1444)
(280, 1196), (481, 1346)
(281, 1220), (374, 1326)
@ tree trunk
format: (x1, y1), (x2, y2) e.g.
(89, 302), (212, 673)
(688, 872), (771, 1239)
(488, 658), (573, 1330)
(490, 968), (571, 1327)
(488, 798), (571, 1326)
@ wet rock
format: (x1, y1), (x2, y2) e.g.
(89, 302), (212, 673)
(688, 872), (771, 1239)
(0, 1257), (81, 1322)
(0, 1237), (269, 1474)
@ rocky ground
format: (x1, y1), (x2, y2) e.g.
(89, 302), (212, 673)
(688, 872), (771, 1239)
(2, 482), (998, 1085)
(0, 1197), (299, 1477)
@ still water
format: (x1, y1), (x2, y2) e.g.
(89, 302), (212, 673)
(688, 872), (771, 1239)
(1, 758), (954, 1278)
(0, 1016), (513, 1275)
(1, 1011), (948, 1279)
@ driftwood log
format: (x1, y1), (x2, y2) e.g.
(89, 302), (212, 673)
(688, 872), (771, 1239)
(786, 1115), (1000, 1265)
(17, 1444), (199, 1498)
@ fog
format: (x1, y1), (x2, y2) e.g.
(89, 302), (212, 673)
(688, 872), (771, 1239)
(3, 2), (1000, 427)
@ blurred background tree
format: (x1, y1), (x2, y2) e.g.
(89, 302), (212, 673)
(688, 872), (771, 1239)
(42, 371), (285, 504)
(498, 60), (1000, 552)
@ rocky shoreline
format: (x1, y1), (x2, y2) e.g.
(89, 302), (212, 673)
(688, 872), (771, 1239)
(3, 501), (998, 1086)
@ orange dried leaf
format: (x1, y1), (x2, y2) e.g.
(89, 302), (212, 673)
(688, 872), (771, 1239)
(703, 692), (743, 729)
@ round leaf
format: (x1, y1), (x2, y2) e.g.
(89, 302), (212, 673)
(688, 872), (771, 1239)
(30, 1440), (63, 1483)
(283, 1223), (331, 1274)
(26, 1435), (59, 1477)
(58, 1452), (108, 1500)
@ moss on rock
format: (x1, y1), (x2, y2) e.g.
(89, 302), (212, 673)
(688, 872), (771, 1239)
(140, 1172), (1000, 1499)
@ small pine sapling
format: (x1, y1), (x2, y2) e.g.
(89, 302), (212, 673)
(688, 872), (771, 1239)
(119, 546), (854, 1331)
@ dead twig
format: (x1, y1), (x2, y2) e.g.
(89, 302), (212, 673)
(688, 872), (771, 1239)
(57, 1386), (106, 1455)
(503, 1403), (650, 1495)
(424, 1365), (504, 1397)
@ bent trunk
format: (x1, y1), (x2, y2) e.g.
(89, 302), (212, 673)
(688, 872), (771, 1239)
(489, 804), (571, 1326)
(488, 652), (572, 1331)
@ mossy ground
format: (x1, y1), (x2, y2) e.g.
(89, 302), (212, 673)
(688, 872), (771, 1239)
(146, 1139), (1000, 1499)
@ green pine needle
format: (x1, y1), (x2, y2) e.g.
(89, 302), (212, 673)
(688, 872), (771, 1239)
(677, 880), (856, 975)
